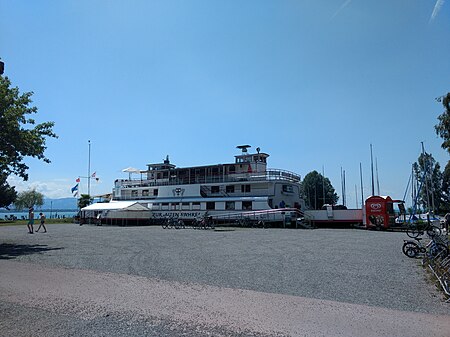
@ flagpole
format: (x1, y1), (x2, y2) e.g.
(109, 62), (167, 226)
(88, 140), (91, 198)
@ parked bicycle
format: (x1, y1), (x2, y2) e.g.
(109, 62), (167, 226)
(402, 237), (448, 259)
(162, 217), (185, 229)
(406, 221), (441, 238)
(192, 215), (214, 230)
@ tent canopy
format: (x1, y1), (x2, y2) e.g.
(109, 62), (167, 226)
(81, 201), (148, 212)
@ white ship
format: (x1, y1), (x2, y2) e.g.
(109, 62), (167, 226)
(81, 146), (306, 226)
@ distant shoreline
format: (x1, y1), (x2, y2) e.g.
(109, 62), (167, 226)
(0, 209), (78, 213)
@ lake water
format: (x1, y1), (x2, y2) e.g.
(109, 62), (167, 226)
(0, 210), (78, 220)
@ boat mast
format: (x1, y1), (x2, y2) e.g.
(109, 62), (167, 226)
(370, 144), (375, 196)
(359, 162), (364, 208)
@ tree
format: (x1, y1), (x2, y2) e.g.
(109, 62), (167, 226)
(14, 189), (44, 210)
(77, 194), (93, 209)
(435, 93), (450, 154)
(301, 171), (338, 210)
(0, 76), (57, 181)
(0, 173), (17, 208)
(412, 152), (443, 213)
(440, 161), (450, 213)
(435, 92), (450, 213)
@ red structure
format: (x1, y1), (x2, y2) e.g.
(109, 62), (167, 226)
(365, 196), (404, 229)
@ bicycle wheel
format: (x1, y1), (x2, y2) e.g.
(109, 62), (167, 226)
(406, 225), (422, 238)
(429, 243), (449, 258)
(402, 242), (419, 258)
(426, 226), (442, 237)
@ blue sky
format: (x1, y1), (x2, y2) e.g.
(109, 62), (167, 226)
(1, 1), (449, 208)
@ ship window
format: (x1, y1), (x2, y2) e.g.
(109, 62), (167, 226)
(153, 189), (158, 196)
(151, 203), (160, 210)
(229, 166), (236, 173)
(131, 190), (138, 197)
(226, 185), (235, 193)
(161, 203), (169, 210)
(182, 202), (190, 210)
(241, 185), (251, 193)
(268, 199), (273, 208)
(242, 201), (252, 210)
(171, 203), (179, 210)
(211, 186), (220, 193)
(282, 185), (294, 193)
(206, 202), (215, 210)
(225, 201), (235, 210)
(142, 190), (149, 196)
(192, 202), (201, 210)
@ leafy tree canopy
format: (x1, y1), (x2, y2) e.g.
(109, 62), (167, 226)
(77, 194), (93, 209)
(0, 76), (58, 181)
(301, 170), (338, 210)
(412, 152), (444, 213)
(0, 173), (17, 208)
(435, 92), (450, 154)
(14, 189), (44, 210)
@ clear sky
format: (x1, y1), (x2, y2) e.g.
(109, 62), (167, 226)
(1, 1), (449, 209)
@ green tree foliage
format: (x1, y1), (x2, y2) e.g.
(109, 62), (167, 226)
(0, 173), (17, 208)
(14, 189), (44, 210)
(0, 76), (58, 181)
(435, 93), (450, 213)
(301, 171), (338, 210)
(77, 194), (93, 209)
(412, 152), (443, 213)
(435, 93), (450, 154)
(440, 161), (450, 213)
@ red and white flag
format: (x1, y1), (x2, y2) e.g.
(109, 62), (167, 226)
(91, 172), (96, 178)
(76, 177), (80, 183)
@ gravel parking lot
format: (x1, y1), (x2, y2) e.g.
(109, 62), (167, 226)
(0, 224), (449, 336)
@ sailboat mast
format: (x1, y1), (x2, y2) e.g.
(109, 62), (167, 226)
(370, 144), (375, 196)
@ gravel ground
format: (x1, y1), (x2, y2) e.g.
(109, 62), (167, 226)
(0, 224), (449, 336)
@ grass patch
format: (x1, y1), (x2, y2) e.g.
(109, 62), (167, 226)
(0, 218), (75, 226)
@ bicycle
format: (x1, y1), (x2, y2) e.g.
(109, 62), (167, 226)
(406, 221), (441, 238)
(402, 237), (448, 259)
(162, 217), (177, 229)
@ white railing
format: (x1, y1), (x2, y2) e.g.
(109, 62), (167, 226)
(115, 168), (301, 189)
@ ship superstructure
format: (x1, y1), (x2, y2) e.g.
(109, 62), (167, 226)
(110, 145), (304, 221)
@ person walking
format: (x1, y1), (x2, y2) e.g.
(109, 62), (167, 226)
(27, 207), (34, 234)
(36, 212), (47, 233)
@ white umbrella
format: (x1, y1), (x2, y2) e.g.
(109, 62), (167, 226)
(122, 167), (141, 179)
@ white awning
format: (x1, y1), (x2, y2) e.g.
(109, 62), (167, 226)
(81, 201), (148, 212)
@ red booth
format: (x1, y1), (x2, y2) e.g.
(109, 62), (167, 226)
(365, 196), (404, 230)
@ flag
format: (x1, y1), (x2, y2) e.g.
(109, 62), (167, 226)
(76, 177), (80, 183)
(91, 172), (96, 178)
(71, 183), (79, 194)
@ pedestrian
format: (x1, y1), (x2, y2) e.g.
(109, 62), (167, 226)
(27, 207), (34, 234)
(36, 212), (47, 233)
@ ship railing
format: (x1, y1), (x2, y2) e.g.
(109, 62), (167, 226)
(211, 208), (313, 228)
(114, 168), (301, 188)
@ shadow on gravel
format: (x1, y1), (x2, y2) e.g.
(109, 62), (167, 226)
(0, 243), (64, 260)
